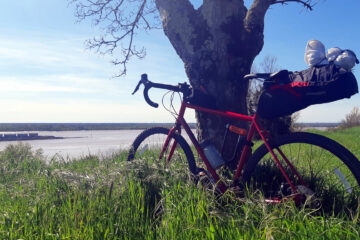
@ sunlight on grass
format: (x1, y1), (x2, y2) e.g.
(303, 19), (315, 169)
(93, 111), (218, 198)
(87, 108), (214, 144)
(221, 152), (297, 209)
(1, 128), (360, 239)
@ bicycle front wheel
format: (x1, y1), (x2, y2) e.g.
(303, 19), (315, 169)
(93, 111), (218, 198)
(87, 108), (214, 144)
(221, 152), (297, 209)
(127, 127), (198, 174)
(243, 132), (360, 211)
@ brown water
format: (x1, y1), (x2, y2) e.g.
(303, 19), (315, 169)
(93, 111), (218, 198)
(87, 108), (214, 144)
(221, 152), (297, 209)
(0, 130), (144, 160)
(0, 129), (196, 161)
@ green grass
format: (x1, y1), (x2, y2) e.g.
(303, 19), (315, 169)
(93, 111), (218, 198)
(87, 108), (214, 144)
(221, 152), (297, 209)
(246, 127), (360, 214)
(1, 128), (360, 239)
(309, 126), (360, 160)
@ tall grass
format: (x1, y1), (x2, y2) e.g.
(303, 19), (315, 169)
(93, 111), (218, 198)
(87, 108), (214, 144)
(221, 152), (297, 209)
(1, 128), (360, 239)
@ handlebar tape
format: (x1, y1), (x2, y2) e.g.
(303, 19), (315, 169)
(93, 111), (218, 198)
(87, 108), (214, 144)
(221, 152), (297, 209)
(138, 73), (185, 108)
(144, 85), (159, 108)
(143, 82), (181, 108)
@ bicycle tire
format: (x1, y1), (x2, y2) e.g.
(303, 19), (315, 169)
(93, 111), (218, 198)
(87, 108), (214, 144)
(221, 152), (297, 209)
(243, 132), (360, 210)
(127, 127), (198, 174)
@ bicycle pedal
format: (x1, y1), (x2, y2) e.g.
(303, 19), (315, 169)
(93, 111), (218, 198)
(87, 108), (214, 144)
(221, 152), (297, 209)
(196, 171), (215, 189)
(197, 171), (207, 177)
(279, 182), (292, 196)
(296, 185), (315, 196)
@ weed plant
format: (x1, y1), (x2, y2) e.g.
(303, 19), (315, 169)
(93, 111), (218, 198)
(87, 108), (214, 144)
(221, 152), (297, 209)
(1, 128), (360, 239)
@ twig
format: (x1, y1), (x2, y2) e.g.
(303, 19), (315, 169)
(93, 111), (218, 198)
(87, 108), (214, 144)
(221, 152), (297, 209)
(272, 0), (314, 10)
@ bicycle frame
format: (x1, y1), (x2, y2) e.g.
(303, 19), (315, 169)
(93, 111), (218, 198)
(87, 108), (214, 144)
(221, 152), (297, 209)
(159, 100), (306, 196)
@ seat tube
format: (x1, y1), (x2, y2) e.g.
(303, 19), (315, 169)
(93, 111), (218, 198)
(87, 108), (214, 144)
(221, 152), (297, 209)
(234, 122), (256, 182)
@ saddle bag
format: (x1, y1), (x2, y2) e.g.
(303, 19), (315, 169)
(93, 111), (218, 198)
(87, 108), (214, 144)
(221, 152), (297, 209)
(257, 64), (359, 119)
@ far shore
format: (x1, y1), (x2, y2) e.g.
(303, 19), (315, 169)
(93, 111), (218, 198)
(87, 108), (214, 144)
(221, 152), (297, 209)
(0, 135), (64, 142)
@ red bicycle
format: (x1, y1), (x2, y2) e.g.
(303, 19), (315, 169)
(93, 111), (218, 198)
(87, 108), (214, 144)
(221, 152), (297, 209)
(128, 73), (360, 206)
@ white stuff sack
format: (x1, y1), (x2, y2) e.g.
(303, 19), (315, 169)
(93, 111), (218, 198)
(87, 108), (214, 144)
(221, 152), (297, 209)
(333, 50), (358, 71)
(326, 47), (342, 62)
(304, 40), (329, 67)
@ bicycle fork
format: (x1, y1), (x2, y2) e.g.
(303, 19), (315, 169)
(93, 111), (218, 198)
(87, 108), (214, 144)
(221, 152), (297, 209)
(158, 127), (178, 164)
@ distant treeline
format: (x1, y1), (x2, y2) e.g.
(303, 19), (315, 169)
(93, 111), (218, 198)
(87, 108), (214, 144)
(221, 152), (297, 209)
(295, 122), (339, 128)
(0, 123), (197, 132)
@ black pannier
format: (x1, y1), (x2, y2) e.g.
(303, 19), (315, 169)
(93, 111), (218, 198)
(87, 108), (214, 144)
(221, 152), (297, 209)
(257, 63), (359, 119)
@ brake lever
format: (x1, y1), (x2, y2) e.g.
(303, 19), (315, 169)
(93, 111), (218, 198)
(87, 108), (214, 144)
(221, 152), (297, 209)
(132, 81), (142, 95)
(132, 74), (149, 95)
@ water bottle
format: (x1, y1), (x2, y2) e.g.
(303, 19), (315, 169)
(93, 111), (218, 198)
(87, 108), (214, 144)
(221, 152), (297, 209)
(200, 140), (225, 169)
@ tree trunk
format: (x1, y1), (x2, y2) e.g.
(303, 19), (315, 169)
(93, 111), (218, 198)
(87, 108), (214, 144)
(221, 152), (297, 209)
(155, 0), (271, 153)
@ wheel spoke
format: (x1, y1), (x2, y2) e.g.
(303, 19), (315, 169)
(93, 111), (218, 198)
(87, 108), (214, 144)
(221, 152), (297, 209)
(127, 127), (198, 174)
(313, 148), (335, 179)
(244, 132), (360, 212)
(139, 144), (148, 157)
(333, 168), (352, 193)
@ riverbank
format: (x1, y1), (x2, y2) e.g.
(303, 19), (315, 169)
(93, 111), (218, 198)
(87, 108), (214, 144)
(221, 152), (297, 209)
(0, 129), (145, 160)
(0, 132), (63, 142)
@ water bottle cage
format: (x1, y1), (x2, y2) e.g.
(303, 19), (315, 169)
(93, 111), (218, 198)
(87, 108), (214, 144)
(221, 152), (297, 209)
(220, 125), (250, 164)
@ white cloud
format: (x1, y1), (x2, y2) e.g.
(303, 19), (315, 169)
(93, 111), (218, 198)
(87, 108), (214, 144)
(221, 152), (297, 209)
(0, 77), (95, 93)
(0, 74), (125, 96)
(298, 98), (360, 123)
(0, 32), (195, 122)
(5, 29), (357, 124)
(0, 37), (112, 73)
(0, 34), (130, 97)
(0, 100), (196, 123)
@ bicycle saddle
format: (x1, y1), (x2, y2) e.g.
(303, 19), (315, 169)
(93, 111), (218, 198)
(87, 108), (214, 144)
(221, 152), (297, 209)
(244, 70), (289, 81)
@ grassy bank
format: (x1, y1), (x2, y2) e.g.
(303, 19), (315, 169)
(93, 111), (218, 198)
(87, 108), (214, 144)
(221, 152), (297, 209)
(1, 128), (360, 239)
(309, 126), (360, 160)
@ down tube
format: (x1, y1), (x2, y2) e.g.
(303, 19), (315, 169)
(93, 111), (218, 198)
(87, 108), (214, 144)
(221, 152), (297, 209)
(233, 122), (257, 182)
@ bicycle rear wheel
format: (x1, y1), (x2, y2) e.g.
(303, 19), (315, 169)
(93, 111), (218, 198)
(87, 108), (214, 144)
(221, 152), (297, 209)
(243, 132), (360, 211)
(127, 127), (198, 174)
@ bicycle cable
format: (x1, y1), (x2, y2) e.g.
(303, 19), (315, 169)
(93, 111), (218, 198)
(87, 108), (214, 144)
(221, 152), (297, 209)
(170, 91), (182, 116)
(161, 90), (182, 120)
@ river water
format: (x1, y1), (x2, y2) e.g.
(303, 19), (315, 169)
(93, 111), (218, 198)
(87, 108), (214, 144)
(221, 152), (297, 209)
(0, 129), (197, 161)
(0, 130), (146, 160)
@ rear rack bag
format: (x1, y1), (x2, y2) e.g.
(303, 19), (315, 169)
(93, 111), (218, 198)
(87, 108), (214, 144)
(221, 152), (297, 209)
(257, 63), (358, 119)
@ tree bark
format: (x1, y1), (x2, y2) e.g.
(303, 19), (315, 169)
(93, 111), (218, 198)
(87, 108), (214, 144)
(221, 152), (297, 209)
(70, 0), (316, 163)
(155, 0), (273, 154)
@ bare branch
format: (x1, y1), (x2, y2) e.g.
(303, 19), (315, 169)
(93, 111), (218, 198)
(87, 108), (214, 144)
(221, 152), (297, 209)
(272, 0), (314, 10)
(68, 0), (159, 76)
(244, 0), (317, 60)
(340, 107), (360, 128)
(260, 55), (279, 73)
(244, 0), (272, 33)
(248, 55), (279, 115)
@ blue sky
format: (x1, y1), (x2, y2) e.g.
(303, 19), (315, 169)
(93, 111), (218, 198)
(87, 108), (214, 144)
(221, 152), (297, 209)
(0, 0), (359, 123)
